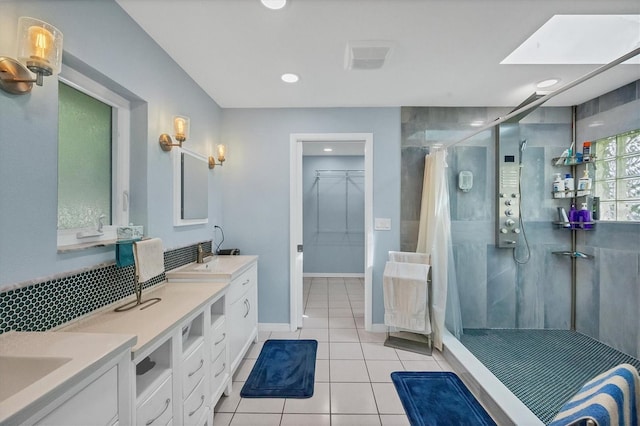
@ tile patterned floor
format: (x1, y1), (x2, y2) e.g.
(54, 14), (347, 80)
(213, 277), (452, 426)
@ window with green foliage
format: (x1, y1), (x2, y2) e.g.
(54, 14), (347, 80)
(58, 82), (112, 230)
(594, 129), (640, 221)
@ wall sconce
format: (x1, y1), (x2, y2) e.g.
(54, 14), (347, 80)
(209, 144), (227, 169)
(159, 115), (190, 151)
(0, 17), (63, 95)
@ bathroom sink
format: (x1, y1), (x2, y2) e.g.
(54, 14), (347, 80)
(165, 255), (258, 282)
(0, 355), (72, 402)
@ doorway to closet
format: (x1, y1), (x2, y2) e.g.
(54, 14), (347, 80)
(289, 133), (373, 333)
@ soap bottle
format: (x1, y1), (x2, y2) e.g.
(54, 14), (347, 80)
(568, 203), (578, 229)
(578, 169), (592, 191)
(579, 203), (592, 229)
(553, 173), (564, 198)
(564, 173), (575, 198)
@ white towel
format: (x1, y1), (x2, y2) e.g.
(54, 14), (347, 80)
(133, 238), (165, 283)
(388, 251), (430, 264)
(383, 261), (431, 333)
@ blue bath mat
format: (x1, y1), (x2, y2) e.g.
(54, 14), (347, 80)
(240, 339), (317, 398)
(391, 371), (496, 426)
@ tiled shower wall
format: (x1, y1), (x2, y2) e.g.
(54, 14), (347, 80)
(0, 241), (212, 334)
(401, 80), (640, 359)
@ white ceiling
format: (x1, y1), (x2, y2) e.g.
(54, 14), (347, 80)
(117, 0), (640, 108)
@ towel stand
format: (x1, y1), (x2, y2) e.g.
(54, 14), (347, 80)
(114, 274), (161, 312)
(383, 251), (433, 356)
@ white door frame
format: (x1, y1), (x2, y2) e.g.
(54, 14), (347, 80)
(289, 133), (374, 332)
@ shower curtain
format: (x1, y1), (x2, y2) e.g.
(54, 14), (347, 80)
(416, 147), (463, 350)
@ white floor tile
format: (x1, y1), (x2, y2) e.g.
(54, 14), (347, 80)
(315, 359), (330, 382)
(330, 342), (364, 359)
(401, 360), (442, 371)
(304, 308), (329, 318)
(394, 349), (434, 361)
(303, 317), (329, 329)
(244, 341), (264, 359)
(257, 331), (271, 342)
(355, 316), (365, 329)
(229, 413), (281, 425)
(372, 383), (405, 414)
(436, 358), (454, 371)
(329, 317), (356, 329)
(330, 383), (378, 414)
(281, 414), (330, 426)
(330, 360), (370, 382)
(330, 328), (360, 342)
(268, 330), (300, 340)
(329, 300), (351, 308)
(306, 299), (329, 308)
(299, 328), (329, 342)
(329, 308), (353, 318)
(361, 343), (400, 360)
(380, 415), (410, 426)
(357, 329), (387, 342)
(331, 415), (382, 425)
(283, 382), (330, 413)
(233, 359), (256, 382)
(236, 397), (285, 413)
(215, 381), (243, 413)
(212, 412), (233, 426)
(366, 360), (404, 382)
(316, 342), (330, 359)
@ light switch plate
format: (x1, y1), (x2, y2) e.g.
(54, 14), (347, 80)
(374, 217), (391, 230)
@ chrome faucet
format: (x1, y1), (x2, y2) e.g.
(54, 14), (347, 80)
(197, 243), (214, 263)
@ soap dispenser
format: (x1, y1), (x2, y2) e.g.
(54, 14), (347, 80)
(568, 203), (578, 229)
(579, 203), (593, 229)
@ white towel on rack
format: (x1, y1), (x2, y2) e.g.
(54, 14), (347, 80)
(133, 238), (164, 283)
(383, 261), (431, 333)
(388, 251), (430, 265)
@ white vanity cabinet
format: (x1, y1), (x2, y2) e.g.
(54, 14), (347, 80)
(226, 262), (258, 375)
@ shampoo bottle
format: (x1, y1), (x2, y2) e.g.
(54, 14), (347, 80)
(579, 203), (593, 229)
(553, 173), (564, 198)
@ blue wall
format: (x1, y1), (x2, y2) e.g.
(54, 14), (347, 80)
(0, 0), (223, 289)
(221, 108), (401, 325)
(303, 156), (365, 274)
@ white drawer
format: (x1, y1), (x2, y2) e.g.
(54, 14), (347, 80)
(137, 374), (172, 426)
(211, 318), (227, 361)
(227, 264), (257, 304)
(36, 365), (118, 426)
(183, 377), (208, 426)
(183, 341), (206, 399)
(210, 349), (227, 396)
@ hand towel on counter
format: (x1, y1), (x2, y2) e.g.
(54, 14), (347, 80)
(383, 261), (431, 333)
(133, 238), (165, 283)
(549, 363), (640, 426)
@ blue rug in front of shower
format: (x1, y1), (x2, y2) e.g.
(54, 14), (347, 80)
(241, 339), (317, 398)
(391, 371), (496, 426)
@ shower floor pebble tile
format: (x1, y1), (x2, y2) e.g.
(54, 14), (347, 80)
(214, 277), (454, 425)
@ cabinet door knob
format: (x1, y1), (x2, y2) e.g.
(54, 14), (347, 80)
(145, 398), (170, 425)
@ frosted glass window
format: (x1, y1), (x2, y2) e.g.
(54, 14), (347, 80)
(594, 129), (640, 221)
(57, 82), (112, 230)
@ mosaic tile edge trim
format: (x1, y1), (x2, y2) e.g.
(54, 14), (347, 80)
(0, 241), (212, 334)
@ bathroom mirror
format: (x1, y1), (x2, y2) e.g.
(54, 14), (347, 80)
(173, 149), (208, 226)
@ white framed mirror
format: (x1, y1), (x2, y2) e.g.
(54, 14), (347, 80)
(173, 149), (209, 226)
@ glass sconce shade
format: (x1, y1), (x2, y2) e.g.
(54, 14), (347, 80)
(17, 17), (63, 76)
(216, 144), (226, 162)
(173, 115), (189, 143)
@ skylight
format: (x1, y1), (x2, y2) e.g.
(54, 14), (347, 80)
(502, 15), (640, 65)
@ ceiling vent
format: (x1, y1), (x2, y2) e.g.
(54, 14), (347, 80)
(345, 41), (394, 70)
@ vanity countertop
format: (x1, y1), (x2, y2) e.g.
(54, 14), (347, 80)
(165, 255), (258, 282)
(61, 280), (228, 358)
(0, 331), (136, 425)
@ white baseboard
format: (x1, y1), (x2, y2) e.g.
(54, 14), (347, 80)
(369, 323), (389, 333)
(303, 273), (365, 278)
(258, 323), (292, 333)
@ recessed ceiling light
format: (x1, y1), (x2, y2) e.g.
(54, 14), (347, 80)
(323, 148), (333, 152)
(537, 78), (560, 88)
(261, 0), (287, 10)
(281, 73), (299, 83)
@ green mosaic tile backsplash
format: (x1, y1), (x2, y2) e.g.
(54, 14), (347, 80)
(0, 241), (211, 333)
